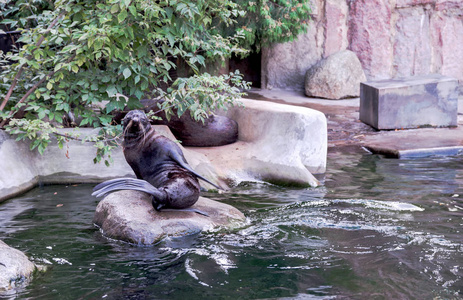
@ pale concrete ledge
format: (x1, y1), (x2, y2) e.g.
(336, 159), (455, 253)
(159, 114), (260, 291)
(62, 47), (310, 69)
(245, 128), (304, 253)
(0, 99), (328, 202)
(362, 125), (463, 159)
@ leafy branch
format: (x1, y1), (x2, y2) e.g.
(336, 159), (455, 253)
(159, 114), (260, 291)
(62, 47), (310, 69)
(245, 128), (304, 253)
(0, 0), (310, 165)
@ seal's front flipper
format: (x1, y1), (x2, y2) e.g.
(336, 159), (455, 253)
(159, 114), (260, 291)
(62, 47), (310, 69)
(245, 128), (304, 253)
(168, 150), (221, 190)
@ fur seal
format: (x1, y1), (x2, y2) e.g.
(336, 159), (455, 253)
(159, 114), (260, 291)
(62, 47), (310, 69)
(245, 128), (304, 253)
(92, 110), (220, 215)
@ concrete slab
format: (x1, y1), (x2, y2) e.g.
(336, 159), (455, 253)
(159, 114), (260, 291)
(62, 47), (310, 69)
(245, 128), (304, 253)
(246, 88), (463, 159)
(361, 126), (463, 158)
(360, 74), (459, 130)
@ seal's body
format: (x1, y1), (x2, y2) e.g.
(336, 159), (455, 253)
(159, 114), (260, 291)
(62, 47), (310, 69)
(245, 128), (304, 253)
(92, 110), (219, 212)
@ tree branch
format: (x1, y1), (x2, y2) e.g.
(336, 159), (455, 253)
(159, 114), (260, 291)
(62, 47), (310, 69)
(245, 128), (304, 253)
(0, 10), (66, 111)
(0, 53), (76, 128)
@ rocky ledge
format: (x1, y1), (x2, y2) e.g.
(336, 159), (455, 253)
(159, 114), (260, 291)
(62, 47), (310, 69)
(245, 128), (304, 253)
(0, 240), (37, 292)
(0, 98), (327, 202)
(93, 190), (246, 245)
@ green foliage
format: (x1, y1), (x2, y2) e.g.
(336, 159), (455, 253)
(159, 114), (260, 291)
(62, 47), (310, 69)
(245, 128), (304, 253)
(159, 71), (248, 123)
(226, 0), (312, 52)
(0, 0), (251, 163)
(0, 0), (310, 164)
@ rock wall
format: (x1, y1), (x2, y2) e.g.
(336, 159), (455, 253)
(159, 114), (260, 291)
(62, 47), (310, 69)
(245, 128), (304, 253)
(261, 0), (463, 91)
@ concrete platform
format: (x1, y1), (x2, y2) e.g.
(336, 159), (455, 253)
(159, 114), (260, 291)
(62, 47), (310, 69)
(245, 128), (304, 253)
(246, 88), (463, 159)
(360, 75), (459, 130)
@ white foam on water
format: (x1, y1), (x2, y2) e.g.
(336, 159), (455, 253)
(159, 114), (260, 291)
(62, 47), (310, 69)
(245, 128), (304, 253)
(184, 258), (211, 287)
(210, 253), (236, 274)
(226, 170), (268, 186)
(52, 257), (72, 265)
(332, 199), (425, 212)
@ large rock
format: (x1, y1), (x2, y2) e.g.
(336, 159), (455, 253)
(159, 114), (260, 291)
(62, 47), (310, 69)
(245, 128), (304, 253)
(261, 0), (324, 90)
(93, 191), (246, 245)
(0, 132), (38, 202)
(304, 50), (367, 99)
(199, 98), (327, 186)
(0, 240), (36, 291)
(0, 128), (134, 202)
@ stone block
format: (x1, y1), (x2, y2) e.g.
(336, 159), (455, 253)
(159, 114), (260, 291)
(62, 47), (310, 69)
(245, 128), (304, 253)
(360, 74), (458, 130)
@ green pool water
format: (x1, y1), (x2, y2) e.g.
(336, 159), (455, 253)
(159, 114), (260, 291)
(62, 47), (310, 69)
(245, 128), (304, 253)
(1, 147), (462, 299)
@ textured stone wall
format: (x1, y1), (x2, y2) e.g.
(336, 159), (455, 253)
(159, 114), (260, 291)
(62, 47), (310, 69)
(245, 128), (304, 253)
(261, 0), (463, 91)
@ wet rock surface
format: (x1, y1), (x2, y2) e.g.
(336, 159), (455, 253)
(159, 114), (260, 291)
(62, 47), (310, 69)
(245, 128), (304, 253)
(93, 190), (246, 245)
(0, 240), (36, 292)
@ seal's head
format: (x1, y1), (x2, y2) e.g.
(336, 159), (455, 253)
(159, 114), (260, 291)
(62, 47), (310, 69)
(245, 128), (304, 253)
(122, 110), (152, 140)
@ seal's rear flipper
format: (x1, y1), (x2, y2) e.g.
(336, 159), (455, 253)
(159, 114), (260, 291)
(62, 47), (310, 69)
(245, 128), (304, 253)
(92, 178), (165, 200)
(168, 151), (221, 190)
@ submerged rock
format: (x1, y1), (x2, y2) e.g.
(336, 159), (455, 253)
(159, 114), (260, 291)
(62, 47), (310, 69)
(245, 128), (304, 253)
(0, 240), (36, 292)
(93, 190), (246, 245)
(305, 50), (367, 100)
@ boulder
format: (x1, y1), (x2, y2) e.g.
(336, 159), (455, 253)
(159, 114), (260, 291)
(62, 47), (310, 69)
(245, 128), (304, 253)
(304, 50), (367, 100)
(0, 131), (38, 202)
(199, 98), (327, 186)
(261, 0), (324, 91)
(138, 99), (239, 147)
(93, 190), (246, 245)
(0, 240), (36, 291)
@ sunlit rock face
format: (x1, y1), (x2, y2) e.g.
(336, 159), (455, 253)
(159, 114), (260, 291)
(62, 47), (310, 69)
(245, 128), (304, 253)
(262, 0), (463, 93)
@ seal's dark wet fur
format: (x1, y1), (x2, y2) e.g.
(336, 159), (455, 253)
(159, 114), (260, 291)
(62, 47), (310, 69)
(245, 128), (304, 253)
(92, 110), (219, 213)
